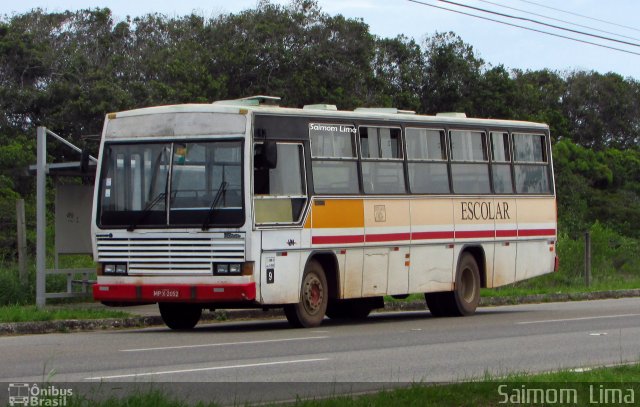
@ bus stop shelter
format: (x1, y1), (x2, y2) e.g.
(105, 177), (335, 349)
(31, 126), (97, 307)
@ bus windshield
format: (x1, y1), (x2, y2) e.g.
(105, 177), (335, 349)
(97, 140), (244, 228)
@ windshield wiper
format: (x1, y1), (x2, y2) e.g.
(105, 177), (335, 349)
(127, 192), (166, 232)
(202, 181), (227, 231)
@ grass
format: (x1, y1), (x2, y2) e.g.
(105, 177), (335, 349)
(58, 363), (640, 407)
(0, 304), (131, 323)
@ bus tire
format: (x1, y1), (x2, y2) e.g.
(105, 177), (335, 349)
(284, 260), (328, 328)
(425, 253), (480, 317)
(159, 302), (202, 330)
(425, 291), (448, 317)
(450, 252), (481, 316)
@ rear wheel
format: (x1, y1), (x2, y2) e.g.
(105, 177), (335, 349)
(425, 252), (481, 317)
(159, 302), (202, 330)
(284, 260), (328, 328)
(451, 253), (481, 316)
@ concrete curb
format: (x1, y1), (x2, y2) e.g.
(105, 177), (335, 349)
(1, 289), (638, 336)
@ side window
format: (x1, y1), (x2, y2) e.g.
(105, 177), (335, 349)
(450, 130), (490, 194)
(359, 126), (406, 194)
(405, 128), (450, 194)
(513, 133), (551, 194)
(254, 143), (307, 224)
(490, 132), (514, 194)
(309, 123), (359, 194)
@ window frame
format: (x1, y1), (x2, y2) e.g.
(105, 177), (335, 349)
(358, 125), (407, 195)
(253, 141), (310, 226)
(512, 132), (553, 195)
(308, 122), (361, 195)
(97, 139), (246, 229)
(489, 131), (515, 195)
(405, 127), (451, 194)
(448, 128), (491, 194)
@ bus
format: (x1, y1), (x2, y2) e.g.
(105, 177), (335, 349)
(92, 96), (558, 329)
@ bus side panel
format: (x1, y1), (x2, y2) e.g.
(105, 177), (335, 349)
(409, 199), (455, 293)
(492, 198), (518, 287)
(260, 230), (303, 304)
(515, 198), (557, 281)
(362, 248), (389, 296)
(387, 246), (410, 295)
(363, 199), (410, 296)
(409, 245), (454, 292)
(342, 248), (364, 299)
(310, 199), (365, 299)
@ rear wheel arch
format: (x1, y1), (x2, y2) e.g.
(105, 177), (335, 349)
(459, 245), (487, 289)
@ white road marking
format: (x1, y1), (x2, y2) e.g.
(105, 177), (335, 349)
(517, 313), (640, 325)
(85, 358), (329, 380)
(121, 336), (329, 352)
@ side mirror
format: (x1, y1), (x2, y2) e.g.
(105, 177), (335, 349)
(255, 141), (277, 169)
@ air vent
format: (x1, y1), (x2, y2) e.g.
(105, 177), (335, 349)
(303, 104), (338, 111)
(436, 112), (467, 118)
(354, 108), (415, 115)
(213, 95), (281, 107)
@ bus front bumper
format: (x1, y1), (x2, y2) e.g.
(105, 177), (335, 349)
(93, 283), (256, 303)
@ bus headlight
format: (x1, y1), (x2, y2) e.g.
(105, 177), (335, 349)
(103, 263), (128, 275)
(213, 263), (242, 275)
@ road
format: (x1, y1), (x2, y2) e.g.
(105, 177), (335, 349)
(1, 298), (639, 404)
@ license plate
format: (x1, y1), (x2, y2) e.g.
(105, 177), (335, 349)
(152, 289), (180, 298)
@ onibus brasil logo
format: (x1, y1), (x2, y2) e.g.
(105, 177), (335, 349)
(8, 383), (72, 406)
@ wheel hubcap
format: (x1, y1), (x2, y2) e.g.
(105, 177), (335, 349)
(461, 268), (476, 303)
(303, 274), (324, 315)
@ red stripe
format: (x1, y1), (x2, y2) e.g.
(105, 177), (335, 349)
(518, 228), (556, 237)
(311, 228), (556, 244)
(496, 229), (518, 238)
(455, 230), (496, 239)
(365, 233), (411, 243)
(411, 231), (455, 240)
(93, 283), (256, 302)
(312, 235), (365, 245)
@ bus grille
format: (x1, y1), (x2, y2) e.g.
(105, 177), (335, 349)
(96, 234), (245, 276)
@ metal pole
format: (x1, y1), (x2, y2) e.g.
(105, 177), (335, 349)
(16, 199), (27, 284)
(584, 231), (591, 287)
(36, 126), (47, 307)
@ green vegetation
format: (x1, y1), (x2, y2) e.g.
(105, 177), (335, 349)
(0, 304), (129, 323)
(486, 222), (640, 298)
(59, 363), (640, 406)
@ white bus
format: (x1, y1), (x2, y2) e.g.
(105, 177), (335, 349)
(92, 96), (558, 329)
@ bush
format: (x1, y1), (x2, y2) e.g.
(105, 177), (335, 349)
(557, 222), (640, 284)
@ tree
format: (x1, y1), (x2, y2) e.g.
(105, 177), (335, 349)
(370, 35), (423, 111)
(562, 71), (640, 149)
(421, 32), (484, 114)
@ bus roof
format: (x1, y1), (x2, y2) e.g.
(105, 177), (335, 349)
(106, 98), (549, 131)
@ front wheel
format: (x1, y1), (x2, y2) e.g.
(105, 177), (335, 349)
(284, 260), (328, 328)
(159, 302), (202, 330)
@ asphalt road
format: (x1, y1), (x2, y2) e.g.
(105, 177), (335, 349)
(1, 298), (639, 404)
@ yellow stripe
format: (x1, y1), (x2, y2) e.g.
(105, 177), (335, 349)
(311, 199), (364, 228)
